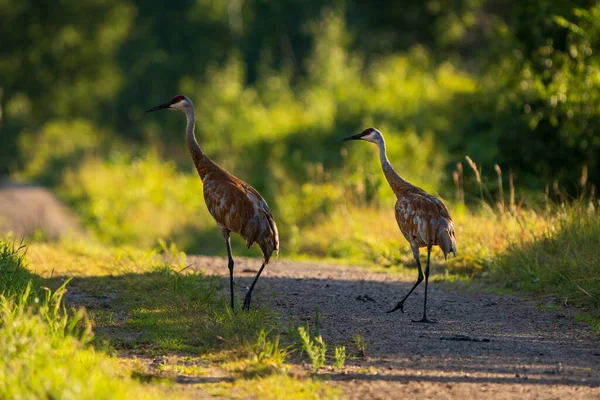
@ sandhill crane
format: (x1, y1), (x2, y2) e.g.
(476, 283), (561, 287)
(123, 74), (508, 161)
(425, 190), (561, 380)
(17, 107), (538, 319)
(146, 95), (279, 312)
(342, 128), (456, 322)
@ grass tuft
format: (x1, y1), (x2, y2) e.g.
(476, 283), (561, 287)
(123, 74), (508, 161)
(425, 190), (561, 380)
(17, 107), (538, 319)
(243, 329), (290, 377)
(0, 238), (36, 298)
(297, 326), (327, 372)
(352, 331), (368, 358)
(0, 236), (173, 399)
(333, 346), (346, 370)
(491, 206), (600, 316)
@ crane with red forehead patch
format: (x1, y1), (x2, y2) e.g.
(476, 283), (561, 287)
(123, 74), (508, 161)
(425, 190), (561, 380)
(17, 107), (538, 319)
(147, 95), (279, 312)
(343, 127), (457, 322)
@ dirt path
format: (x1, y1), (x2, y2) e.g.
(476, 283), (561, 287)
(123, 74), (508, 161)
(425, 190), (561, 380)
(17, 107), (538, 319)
(0, 182), (82, 238)
(189, 255), (600, 399)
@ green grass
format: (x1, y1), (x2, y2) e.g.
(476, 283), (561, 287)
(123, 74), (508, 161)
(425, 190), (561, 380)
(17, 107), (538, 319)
(242, 329), (290, 378)
(27, 20), (471, 256)
(9, 238), (342, 398)
(491, 205), (600, 316)
(64, 266), (278, 354)
(2, 193), (598, 397)
(292, 203), (555, 273)
(30, 240), (279, 354)
(0, 238), (37, 298)
(0, 238), (175, 399)
(333, 346), (346, 370)
(209, 374), (342, 399)
(574, 314), (600, 334)
(290, 197), (600, 328)
(0, 287), (175, 400)
(297, 326), (327, 372)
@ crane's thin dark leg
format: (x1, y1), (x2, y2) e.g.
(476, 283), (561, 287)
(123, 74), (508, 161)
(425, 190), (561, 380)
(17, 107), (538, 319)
(388, 248), (423, 313)
(243, 261), (266, 311)
(413, 245), (435, 323)
(224, 233), (235, 312)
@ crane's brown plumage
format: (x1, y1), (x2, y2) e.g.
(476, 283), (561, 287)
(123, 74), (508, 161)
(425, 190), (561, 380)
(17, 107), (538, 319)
(147, 95), (278, 311)
(343, 127), (456, 322)
(394, 188), (456, 259)
(202, 171), (279, 262)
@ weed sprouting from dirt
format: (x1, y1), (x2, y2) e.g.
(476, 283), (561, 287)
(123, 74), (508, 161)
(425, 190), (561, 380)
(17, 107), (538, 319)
(353, 331), (368, 358)
(313, 305), (321, 337)
(297, 325), (327, 372)
(244, 329), (290, 377)
(333, 346), (346, 370)
(295, 306), (327, 372)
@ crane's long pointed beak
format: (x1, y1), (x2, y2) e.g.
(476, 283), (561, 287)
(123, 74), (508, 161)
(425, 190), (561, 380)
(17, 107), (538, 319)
(341, 133), (363, 142)
(145, 102), (171, 113)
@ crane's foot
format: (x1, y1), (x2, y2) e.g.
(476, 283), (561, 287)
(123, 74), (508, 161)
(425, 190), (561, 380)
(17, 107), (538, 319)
(411, 316), (436, 323)
(387, 301), (405, 314)
(242, 295), (252, 312)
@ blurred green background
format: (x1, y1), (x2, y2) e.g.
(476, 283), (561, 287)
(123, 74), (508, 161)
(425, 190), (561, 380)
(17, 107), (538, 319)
(1, 0), (599, 255)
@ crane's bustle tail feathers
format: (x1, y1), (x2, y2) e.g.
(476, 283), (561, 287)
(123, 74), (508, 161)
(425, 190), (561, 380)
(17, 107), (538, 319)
(257, 211), (279, 264)
(436, 218), (457, 260)
(241, 187), (279, 263)
(242, 209), (279, 264)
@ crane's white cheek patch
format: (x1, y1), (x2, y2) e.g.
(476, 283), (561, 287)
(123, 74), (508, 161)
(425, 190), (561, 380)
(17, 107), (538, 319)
(363, 132), (376, 141)
(171, 100), (185, 109)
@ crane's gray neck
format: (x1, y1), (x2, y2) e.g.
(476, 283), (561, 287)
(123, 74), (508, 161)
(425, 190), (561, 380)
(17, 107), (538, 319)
(183, 105), (212, 179)
(374, 135), (410, 195)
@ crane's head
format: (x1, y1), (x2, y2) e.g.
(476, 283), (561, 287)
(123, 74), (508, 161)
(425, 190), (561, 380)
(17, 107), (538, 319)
(145, 95), (192, 113)
(342, 127), (382, 144)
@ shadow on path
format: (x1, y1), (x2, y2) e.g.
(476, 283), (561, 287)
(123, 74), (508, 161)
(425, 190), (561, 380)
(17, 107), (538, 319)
(47, 255), (600, 390)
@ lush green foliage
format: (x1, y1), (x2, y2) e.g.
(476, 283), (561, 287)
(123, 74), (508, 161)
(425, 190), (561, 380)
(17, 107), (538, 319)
(0, 238), (36, 298)
(0, 238), (172, 399)
(4, 1), (599, 205)
(4, 1), (599, 260)
(2, 0), (599, 354)
(26, 239), (278, 353)
(39, 33), (460, 248)
(492, 204), (600, 315)
(59, 153), (210, 246)
(0, 286), (160, 400)
(5, 237), (343, 398)
(446, 4), (600, 192)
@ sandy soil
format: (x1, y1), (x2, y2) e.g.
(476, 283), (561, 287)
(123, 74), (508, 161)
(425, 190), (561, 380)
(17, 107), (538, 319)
(189, 255), (600, 399)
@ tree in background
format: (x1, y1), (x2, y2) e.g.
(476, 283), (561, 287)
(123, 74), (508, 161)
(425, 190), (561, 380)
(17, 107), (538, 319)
(0, 0), (134, 173)
(1, 0), (599, 195)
